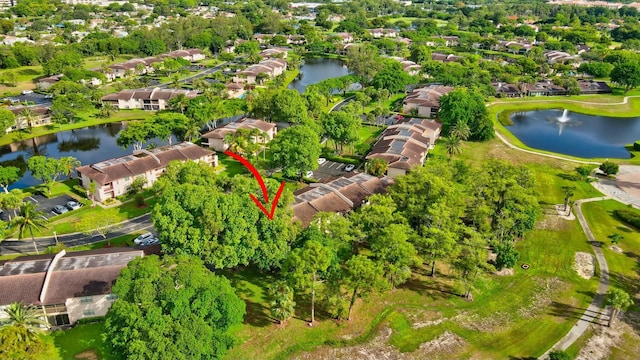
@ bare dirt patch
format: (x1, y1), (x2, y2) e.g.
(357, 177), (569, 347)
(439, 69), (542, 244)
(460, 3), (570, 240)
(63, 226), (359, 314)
(576, 315), (630, 360)
(609, 245), (623, 253)
(518, 277), (565, 319)
(495, 268), (514, 276)
(293, 327), (466, 360)
(554, 204), (575, 220)
(574, 252), (595, 279)
(74, 350), (99, 360)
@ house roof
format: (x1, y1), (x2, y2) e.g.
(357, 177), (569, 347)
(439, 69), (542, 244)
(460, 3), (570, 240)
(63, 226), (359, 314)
(366, 118), (441, 171)
(101, 88), (198, 102)
(403, 85), (454, 108)
(0, 248), (143, 306)
(292, 173), (393, 226)
(202, 118), (276, 139)
(76, 142), (214, 185)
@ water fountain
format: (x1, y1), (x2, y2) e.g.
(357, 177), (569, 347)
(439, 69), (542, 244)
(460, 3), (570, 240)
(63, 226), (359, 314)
(558, 109), (570, 123)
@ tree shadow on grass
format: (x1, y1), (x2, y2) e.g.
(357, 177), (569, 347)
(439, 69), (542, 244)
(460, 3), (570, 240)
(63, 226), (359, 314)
(398, 276), (459, 299)
(547, 301), (609, 326)
(220, 267), (276, 327)
(508, 357), (537, 360)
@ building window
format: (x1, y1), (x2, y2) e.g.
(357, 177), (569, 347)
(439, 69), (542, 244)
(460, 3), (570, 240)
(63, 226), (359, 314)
(48, 314), (70, 326)
(83, 309), (95, 317)
(107, 294), (118, 300)
(80, 296), (93, 303)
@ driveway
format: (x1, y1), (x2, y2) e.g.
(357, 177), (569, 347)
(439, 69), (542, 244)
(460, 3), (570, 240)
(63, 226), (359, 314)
(313, 160), (355, 181)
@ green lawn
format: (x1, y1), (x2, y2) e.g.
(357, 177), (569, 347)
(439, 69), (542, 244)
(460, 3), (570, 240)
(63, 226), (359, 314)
(581, 200), (640, 294)
(82, 55), (133, 70)
(51, 322), (111, 360)
(0, 65), (42, 95)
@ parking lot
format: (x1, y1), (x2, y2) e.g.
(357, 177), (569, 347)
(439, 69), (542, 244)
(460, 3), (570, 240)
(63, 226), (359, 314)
(312, 159), (357, 181)
(23, 194), (80, 220)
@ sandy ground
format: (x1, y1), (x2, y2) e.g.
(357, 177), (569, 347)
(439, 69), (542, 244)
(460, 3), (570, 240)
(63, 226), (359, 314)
(554, 204), (576, 220)
(574, 252), (595, 279)
(293, 328), (466, 360)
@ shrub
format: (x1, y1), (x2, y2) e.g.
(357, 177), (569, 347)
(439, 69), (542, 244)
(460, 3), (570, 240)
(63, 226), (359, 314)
(134, 193), (145, 207)
(599, 161), (619, 176)
(548, 350), (572, 360)
(103, 198), (117, 206)
(575, 166), (592, 179)
(76, 316), (105, 325)
(614, 208), (640, 229)
(634, 141), (640, 151)
(495, 242), (519, 270)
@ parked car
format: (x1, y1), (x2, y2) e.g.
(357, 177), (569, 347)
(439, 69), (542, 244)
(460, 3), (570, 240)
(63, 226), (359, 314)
(134, 232), (155, 245)
(317, 157), (327, 165)
(305, 171), (313, 178)
(66, 200), (81, 210)
(143, 237), (160, 246)
(344, 164), (355, 172)
(52, 205), (68, 215)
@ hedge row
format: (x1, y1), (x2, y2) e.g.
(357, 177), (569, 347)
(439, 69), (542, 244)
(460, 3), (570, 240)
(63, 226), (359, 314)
(614, 208), (640, 229)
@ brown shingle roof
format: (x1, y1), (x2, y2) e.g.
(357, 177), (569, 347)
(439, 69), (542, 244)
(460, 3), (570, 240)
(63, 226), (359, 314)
(76, 142), (214, 185)
(202, 118), (275, 139)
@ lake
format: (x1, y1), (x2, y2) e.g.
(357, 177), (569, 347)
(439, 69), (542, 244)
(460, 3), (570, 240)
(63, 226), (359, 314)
(288, 57), (351, 93)
(0, 123), (174, 190)
(506, 109), (640, 159)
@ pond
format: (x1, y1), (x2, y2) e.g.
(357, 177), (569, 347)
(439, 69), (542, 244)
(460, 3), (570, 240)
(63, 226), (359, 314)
(288, 57), (351, 93)
(506, 109), (640, 159)
(0, 123), (174, 190)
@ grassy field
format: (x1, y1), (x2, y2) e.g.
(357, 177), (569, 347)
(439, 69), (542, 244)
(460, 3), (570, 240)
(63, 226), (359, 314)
(51, 322), (110, 360)
(0, 66), (43, 95)
(82, 55), (133, 70)
(581, 200), (640, 294)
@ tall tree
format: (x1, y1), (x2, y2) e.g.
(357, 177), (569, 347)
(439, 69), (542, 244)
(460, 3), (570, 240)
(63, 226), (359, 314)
(75, 209), (121, 245)
(58, 156), (80, 179)
(438, 88), (493, 141)
(611, 62), (640, 94)
(27, 156), (65, 195)
(104, 255), (246, 359)
(0, 302), (51, 360)
(343, 255), (388, 320)
(11, 202), (48, 254)
(270, 126), (321, 179)
(286, 240), (332, 324)
(606, 287), (634, 327)
(345, 44), (383, 87)
(444, 135), (462, 158)
(0, 166), (20, 193)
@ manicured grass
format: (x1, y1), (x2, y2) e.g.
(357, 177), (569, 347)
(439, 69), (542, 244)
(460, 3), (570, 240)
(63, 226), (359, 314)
(581, 200), (640, 294)
(0, 109), (154, 147)
(51, 322), (111, 360)
(216, 152), (250, 176)
(82, 55), (132, 70)
(354, 124), (384, 156)
(0, 65), (43, 95)
(488, 94), (640, 164)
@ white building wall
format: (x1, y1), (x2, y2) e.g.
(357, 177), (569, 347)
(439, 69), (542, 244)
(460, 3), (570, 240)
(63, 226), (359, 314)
(66, 294), (117, 324)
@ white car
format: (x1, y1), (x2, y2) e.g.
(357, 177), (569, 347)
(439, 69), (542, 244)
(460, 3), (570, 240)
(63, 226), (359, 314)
(305, 171), (314, 178)
(317, 158), (327, 165)
(142, 237), (160, 246)
(344, 164), (355, 172)
(66, 200), (81, 210)
(134, 232), (155, 245)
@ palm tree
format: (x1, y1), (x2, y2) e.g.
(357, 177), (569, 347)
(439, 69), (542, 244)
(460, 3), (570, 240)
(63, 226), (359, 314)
(99, 102), (118, 119)
(184, 120), (201, 142)
(444, 135), (462, 158)
(19, 108), (35, 133)
(169, 94), (190, 114)
(11, 202), (48, 255)
(450, 122), (471, 141)
(0, 302), (48, 336)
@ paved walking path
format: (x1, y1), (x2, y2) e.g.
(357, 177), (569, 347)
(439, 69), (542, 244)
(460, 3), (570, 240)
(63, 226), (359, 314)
(0, 213), (153, 256)
(488, 95), (640, 107)
(493, 131), (600, 165)
(540, 197), (611, 359)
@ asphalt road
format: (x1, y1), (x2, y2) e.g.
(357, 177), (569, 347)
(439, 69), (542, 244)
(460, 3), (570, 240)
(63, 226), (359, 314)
(0, 213), (154, 256)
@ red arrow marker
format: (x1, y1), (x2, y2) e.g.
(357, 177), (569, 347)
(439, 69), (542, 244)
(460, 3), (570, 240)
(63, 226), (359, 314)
(224, 150), (286, 220)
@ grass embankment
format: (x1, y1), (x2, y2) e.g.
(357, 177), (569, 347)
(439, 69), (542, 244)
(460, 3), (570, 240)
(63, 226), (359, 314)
(0, 109), (154, 146)
(488, 90), (640, 164)
(223, 138), (600, 359)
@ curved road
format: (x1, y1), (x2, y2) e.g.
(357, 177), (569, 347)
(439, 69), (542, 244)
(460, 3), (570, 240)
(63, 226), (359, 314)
(0, 213), (153, 256)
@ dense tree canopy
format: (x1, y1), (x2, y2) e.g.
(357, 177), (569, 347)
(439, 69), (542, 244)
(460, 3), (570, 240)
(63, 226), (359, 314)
(438, 88), (493, 141)
(104, 255), (246, 360)
(269, 125), (322, 178)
